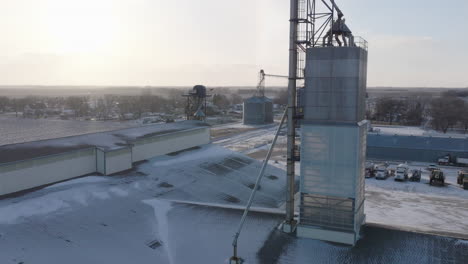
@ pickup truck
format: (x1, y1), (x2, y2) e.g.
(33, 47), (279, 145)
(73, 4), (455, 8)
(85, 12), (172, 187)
(457, 171), (468, 190)
(395, 164), (409, 181)
(375, 164), (390, 180)
(430, 169), (445, 186)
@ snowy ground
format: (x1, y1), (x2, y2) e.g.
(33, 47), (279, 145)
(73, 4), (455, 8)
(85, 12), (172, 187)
(371, 125), (468, 138)
(212, 124), (468, 239)
(0, 145), (467, 264)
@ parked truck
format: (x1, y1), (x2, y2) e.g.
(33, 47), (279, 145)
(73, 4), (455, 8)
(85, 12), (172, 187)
(395, 164), (409, 181)
(437, 154), (452, 165)
(429, 169), (445, 186)
(457, 171), (468, 190)
(375, 163), (390, 180)
(409, 169), (422, 182)
(456, 157), (468, 167)
(365, 162), (376, 178)
(436, 155), (468, 167)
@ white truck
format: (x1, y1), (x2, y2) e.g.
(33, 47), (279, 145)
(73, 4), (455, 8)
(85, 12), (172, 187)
(438, 155), (451, 165)
(394, 164), (409, 181)
(456, 157), (468, 167)
(375, 163), (390, 180)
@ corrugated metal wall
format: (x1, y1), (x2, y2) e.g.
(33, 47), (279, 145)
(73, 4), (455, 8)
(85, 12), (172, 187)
(367, 134), (468, 162)
(105, 148), (132, 175)
(243, 96), (273, 125)
(0, 127), (211, 196)
(132, 127), (210, 162)
(298, 46), (368, 245)
(0, 148), (96, 196)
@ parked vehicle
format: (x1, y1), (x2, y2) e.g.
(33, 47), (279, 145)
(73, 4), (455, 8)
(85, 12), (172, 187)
(426, 164), (439, 172)
(395, 164), (409, 181)
(456, 157), (468, 167)
(437, 154), (453, 165)
(435, 155), (468, 167)
(457, 171), (468, 190)
(365, 162), (376, 178)
(375, 163), (390, 180)
(388, 164), (397, 177)
(409, 169), (422, 182)
(429, 169), (445, 186)
(438, 155), (450, 165)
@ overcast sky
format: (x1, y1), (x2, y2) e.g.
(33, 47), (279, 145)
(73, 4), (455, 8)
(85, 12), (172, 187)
(0, 0), (467, 87)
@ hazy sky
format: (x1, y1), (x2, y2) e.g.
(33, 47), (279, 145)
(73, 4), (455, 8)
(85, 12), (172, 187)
(1, 0), (467, 87)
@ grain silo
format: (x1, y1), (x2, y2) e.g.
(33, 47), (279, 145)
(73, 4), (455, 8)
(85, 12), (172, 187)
(243, 96), (273, 125)
(297, 43), (368, 246)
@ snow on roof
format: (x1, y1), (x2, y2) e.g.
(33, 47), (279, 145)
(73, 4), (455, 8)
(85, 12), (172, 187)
(0, 145), (466, 263)
(0, 120), (209, 164)
(0, 116), (138, 146)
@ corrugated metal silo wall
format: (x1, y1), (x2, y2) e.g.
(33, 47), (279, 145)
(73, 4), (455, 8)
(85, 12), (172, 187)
(264, 101), (273, 123)
(243, 101), (264, 124)
(367, 134), (468, 162)
(297, 46), (368, 244)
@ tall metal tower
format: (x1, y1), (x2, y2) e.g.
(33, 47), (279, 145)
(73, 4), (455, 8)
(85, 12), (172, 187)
(182, 85), (211, 121)
(285, 0), (368, 245)
(230, 2), (366, 261)
(284, 0), (362, 232)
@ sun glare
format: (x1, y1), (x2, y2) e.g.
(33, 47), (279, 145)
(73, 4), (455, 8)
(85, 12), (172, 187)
(44, 0), (117, 53)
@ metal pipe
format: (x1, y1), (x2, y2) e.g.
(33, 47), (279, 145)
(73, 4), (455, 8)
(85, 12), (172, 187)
(286, 0), (298, 226)
(231, 109), (287, 262)
(264, 73), (289, 78)
(330, 0), (344, 17)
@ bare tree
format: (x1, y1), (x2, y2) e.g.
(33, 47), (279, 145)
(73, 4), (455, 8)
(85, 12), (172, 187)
(273, 89), (288, 106)
(374, 97), (405, 124)
(230, 94), (243, 105)
(213, 94), (230, 110)
(430, 96), (464, 133)
(460, 102), (468, 133)
(0, 96), (9, 112)
(403, 97), (426, 126)
(66, 96), (89, 118)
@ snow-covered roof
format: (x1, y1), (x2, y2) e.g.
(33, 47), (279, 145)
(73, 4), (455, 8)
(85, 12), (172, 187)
(0, 145), (466, 263)
(0, 120), (209, 164)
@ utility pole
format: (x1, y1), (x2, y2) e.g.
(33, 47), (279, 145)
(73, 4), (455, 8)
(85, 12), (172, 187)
(283, 0), (299, 232)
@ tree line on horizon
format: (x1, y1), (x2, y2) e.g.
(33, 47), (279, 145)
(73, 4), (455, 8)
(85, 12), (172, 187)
(370, 93), (468, 133)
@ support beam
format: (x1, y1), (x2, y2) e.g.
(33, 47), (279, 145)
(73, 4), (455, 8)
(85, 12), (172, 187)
(284, 0), (299, 231)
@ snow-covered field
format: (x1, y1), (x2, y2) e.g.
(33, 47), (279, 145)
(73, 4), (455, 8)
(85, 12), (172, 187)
(371, 125), (468, 138)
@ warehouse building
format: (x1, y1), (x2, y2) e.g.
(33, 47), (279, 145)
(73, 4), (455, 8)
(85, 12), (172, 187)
(0, 121), (210, 196)
(367, 133), (468, 162)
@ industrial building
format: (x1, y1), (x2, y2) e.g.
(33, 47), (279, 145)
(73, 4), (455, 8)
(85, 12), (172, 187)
(297, 43), (368, 245)
(367, 133), (468, 163)
(0, 121), (210, 196)
(243, 96), (274, 125)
